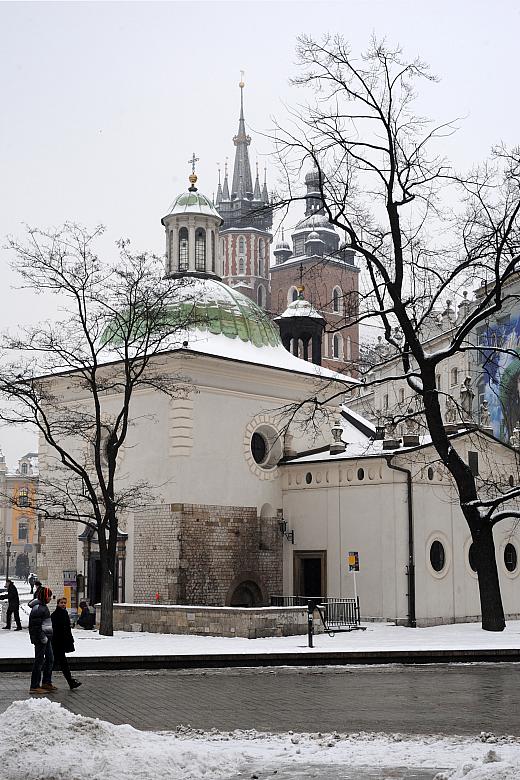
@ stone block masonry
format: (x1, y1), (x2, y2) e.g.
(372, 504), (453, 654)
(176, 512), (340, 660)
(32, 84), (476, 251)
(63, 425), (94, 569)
(133, 503), (282, 607)
(112, 603), (307, 638)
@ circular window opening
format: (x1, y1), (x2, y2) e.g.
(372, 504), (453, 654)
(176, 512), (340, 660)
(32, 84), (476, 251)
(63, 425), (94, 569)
(504, 543), (518, 573)
(357, 468), (365, 481)
(509, 475), (515, 488)
(427, 467), (434, 481)
(468, 542), (477, 572)
(305, 472), (312, 484)
(430, 540), (446, 572)
(251, 432), (267, 464)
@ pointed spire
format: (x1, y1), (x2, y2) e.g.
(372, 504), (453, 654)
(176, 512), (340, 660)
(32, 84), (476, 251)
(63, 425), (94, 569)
(262, 165), (268, 203)
(253, 162), (262, 200)
(231, 73), (253, 200)
(222, 158), (230, 201)
(216, 163), (223, 205)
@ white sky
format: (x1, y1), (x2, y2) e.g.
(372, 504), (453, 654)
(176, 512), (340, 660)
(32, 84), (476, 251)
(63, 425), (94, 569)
(0, 0), (518, 466)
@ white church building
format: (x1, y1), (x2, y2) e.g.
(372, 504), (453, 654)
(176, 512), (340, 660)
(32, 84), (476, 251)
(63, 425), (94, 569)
(38, 170), (520, 628)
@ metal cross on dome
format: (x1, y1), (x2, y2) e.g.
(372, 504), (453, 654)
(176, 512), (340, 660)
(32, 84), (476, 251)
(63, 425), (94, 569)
(188, 152), (199, 174)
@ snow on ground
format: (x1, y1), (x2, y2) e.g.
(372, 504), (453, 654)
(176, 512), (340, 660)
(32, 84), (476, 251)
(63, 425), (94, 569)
(2, 616), (520, 659)
(1, 699), (519, 780)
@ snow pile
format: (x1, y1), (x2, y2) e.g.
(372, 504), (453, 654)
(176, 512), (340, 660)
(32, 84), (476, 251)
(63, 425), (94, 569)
(433, 749), (518, 779)
(0, 699), (244, 780)
(1, 700), (519, 780)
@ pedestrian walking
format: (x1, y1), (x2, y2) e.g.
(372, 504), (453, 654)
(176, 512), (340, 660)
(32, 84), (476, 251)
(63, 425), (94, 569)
(0, 578), (22, 630)
(51, 597), (82, 690)
(28, 586), (57, 694)
(28, 573), (35, 594)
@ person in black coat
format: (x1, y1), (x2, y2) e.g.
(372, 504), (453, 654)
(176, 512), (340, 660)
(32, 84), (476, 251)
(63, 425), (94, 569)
(51, 597), (81, 690)
(0, 579), (22, 630)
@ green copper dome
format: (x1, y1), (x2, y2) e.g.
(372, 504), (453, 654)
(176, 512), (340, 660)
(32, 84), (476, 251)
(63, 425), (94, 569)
(163, 190), (222, 222)
(170, 278), (280, 348)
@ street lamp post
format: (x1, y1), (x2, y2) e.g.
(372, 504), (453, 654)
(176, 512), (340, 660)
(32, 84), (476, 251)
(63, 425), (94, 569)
(5, 539), (12, 581)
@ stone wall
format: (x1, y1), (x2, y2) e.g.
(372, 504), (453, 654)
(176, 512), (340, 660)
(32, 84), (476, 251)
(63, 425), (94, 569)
(38, 515), (78, 599)
(132, 503), (282, 607)
(112, 603), (307, 638)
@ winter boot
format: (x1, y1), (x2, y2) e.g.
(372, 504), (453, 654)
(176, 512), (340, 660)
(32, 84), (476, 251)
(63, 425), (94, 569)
(69, 679), (82, 690)
(29, 687), (48, 694)
(41, 683), (58, 692)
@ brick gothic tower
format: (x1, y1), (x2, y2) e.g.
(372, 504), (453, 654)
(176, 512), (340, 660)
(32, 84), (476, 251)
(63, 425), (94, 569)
(216, 78), (272, 309)
(270, 168), (360, 373)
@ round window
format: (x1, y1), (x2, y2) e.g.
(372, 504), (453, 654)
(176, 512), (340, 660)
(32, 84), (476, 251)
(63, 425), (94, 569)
(468, 542), (477, 572)
(427, 467), (434, 481)
(504, 543), (518, 573)
(430, 540), (446, 572)
(305, 472), (312, 484)
(357, 468), (365, 481)
(251, 432), (267, 465)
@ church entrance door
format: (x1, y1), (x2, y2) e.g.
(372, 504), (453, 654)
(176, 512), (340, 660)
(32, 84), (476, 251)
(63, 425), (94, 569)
(293, 551), (327, 598)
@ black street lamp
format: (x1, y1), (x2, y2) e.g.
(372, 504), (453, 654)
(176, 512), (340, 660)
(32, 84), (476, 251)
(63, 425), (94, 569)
(5, 539), (12, 581)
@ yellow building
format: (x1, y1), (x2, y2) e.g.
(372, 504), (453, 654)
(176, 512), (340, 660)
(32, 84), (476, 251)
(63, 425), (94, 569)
(0, 452), (39, 576)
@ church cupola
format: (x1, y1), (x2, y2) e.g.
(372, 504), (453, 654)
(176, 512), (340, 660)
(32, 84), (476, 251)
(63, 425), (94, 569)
(273, 229), (292, 265)
(305, 230), (324, 256)
(304, 167), (324, 217)
(275, 286), (326, 365)
(161, 156), (223, 280)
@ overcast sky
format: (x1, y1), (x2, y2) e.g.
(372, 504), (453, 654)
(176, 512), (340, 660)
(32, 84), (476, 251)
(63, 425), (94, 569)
(0, 0), (518, 466)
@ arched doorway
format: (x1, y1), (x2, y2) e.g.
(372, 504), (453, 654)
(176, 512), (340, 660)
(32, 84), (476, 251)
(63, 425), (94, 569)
(229, 580), (263, 607)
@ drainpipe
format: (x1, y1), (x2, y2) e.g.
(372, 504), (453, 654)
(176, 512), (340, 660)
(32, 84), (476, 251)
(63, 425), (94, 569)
(385, 457), (416, 628)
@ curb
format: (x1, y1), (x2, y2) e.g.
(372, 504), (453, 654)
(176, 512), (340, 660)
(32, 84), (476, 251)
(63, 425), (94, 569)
(1, 647), (520, 672)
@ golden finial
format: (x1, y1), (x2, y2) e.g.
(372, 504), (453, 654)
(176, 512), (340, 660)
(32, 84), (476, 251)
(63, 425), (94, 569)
(188, 152), (199, 191)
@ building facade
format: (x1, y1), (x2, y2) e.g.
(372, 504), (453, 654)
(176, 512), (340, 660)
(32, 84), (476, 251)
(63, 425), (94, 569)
(0, 452), (39, 576)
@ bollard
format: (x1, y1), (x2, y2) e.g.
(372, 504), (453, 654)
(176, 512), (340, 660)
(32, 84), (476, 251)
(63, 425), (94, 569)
(307, 599), (315, 648)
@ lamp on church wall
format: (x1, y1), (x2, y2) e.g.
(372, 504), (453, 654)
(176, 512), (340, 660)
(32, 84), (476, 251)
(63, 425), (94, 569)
(278, 518), (294, 544)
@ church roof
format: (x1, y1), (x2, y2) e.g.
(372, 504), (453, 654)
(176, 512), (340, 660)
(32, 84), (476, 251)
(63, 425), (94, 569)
(163, 189), (222, 221)
(277, 295), (324, 321)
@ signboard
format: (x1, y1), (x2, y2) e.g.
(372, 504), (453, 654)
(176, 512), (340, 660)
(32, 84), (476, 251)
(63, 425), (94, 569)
(348, 551), (359, 572)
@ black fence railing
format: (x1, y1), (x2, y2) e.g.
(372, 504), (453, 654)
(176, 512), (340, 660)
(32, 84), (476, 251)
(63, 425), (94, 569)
(270, 595), (362, 630)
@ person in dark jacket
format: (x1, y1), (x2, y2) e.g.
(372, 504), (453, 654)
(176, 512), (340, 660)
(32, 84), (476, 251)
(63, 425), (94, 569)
(77, 600), (96, 630)
(51, 598), (81, 690)
(0, 579), (22, 630)
(28, 586), (57, 694)
(28, 573), (35, 594)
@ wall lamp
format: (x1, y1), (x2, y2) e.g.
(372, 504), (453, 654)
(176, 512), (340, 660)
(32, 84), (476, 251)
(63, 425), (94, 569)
(278, 518), (294, 544)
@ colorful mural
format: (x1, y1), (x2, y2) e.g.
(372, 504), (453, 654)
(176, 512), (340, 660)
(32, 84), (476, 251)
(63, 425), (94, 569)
(479, 315), (520, 442)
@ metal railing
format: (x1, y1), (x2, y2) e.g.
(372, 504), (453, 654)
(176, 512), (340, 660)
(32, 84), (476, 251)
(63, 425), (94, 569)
(270, 595), (361, 629)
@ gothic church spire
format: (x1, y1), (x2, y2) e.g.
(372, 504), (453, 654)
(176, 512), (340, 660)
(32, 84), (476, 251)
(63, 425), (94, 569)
(231, 74), (253, 200)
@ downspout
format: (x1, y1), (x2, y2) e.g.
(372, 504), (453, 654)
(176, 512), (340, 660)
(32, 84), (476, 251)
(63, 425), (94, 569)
(385, 456), (416, 628)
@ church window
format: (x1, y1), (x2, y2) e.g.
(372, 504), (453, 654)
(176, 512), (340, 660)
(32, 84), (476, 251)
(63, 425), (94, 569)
(239, 236), (246, 254)
(18, 520), (28, 541)
(504, 543), (518, 573)
(21, 462), (28, 475)
(294, 237), (305, 256)
(251, 432), (267, 465)
(18, 488), (29, 507)
(333, 335), (341, 359)
(178, 227), (189, 271)
(257, 285), (265, 307)
(288, 287), (298, 303)
(211, 231), (215, 272)
(346, 336), (352, 361)
(239, 256), (245, 275)
(509, 474), (515, 487)
(195, 228), (206, 271)
(429, 540), (446, 572)
(450, 367), (458, 387)
(332, 287), (342, 313)
(258, 257), (263, 277)
(259, 238), (265, 259)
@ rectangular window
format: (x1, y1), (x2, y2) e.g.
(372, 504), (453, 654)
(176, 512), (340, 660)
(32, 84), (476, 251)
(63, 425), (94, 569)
(18, 523), (28, 541)
(468, 450), (479, 476)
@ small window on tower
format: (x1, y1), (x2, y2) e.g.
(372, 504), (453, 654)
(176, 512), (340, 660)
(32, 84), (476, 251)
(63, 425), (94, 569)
(178, 227), (189, 271)
(333, 335), (341, 359)
(332, 287), (342, 313)
(257, 285), (265, 307)
(239, 236), (246, 254)
(239, 256), (245, 275)
(259, 239), (265, 259)
(291, 288), (298, 302)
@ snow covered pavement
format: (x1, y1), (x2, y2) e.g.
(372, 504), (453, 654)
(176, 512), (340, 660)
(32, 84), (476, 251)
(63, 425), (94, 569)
(1, 698), (519, 780)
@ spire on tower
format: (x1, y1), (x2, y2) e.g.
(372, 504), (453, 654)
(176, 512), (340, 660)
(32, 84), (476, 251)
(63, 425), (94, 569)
(253, 161), (262, 200)
(231, 73), (253, 200)
(262, 165), (269, 203)
(216, 163), (223, 205)
(222, 158), (230, 201)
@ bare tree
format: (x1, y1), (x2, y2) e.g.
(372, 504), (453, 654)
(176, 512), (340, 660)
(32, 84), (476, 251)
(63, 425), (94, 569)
(0, 224), (202, 635)
(273, 36), (520, 630)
